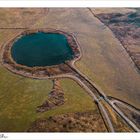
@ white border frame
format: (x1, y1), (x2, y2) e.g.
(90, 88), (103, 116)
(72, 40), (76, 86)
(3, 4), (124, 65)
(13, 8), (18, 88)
(0, 133), (140, 140)
(0, 2), (140, 140)
(0, 0), (140, 7)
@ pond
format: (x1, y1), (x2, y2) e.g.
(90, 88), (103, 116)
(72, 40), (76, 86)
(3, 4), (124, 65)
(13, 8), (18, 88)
(11, 32), (74, 67)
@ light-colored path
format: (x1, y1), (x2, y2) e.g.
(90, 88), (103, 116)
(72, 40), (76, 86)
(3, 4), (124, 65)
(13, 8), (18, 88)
(112, 100), (140, 116)
(69, 64), (140, 132)
(50, 65), (140, 131)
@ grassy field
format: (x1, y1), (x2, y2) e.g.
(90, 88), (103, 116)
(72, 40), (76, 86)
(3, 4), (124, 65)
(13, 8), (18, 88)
(0, 8), (140, 131)
(0, 65), (52, 131)
(0, 65), (95, 131)
(0, 9), (49, 28)
(38, 79), (96, 119)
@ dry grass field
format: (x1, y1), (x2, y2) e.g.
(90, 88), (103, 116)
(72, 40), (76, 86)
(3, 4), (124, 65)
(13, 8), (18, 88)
(0, 8), (140, 132)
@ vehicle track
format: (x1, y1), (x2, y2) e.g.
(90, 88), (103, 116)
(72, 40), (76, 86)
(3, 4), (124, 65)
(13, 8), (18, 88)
(52, 62), (140, 132)
(69, 64), (140, 132)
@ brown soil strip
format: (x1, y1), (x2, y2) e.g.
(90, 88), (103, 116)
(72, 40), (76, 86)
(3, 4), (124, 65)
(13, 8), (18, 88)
(37, 79), (65, 113)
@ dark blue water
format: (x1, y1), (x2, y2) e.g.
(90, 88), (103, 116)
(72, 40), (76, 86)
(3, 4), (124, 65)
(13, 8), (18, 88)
(11, 32), (74, 67)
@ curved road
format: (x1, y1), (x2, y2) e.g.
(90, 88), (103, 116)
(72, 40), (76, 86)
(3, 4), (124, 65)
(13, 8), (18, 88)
(50, 63), (140, 132)
(70, 64), (140, 132)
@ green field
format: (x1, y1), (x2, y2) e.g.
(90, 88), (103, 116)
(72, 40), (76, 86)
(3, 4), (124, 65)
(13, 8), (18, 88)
(0, 65), (95, 131)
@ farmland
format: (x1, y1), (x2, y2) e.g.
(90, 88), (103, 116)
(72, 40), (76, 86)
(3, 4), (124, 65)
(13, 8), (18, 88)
(0, 8), (140, 132)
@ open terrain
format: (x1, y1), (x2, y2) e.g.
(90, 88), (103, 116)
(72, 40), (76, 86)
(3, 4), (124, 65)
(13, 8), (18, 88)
(0, 8), (140, 132)
(93, 8), (140, 70)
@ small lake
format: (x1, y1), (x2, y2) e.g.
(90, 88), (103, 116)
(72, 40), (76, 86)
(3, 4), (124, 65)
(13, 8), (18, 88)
(11, 32), (74, 67)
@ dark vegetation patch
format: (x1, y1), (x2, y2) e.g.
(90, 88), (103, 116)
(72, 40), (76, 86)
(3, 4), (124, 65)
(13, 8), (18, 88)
(37, 79), (65, 112)
(97, 12), (140, 27)
(96, 10), (140, 70)
(115, 102), (140, 129)
(132, 113), (140, 125)
(28, 110), (107, 132)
